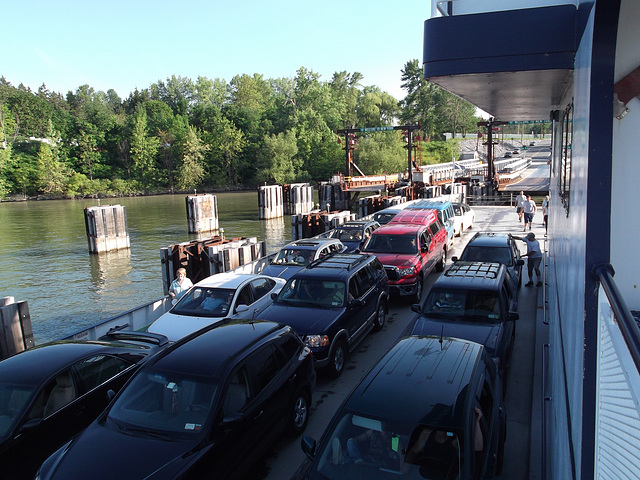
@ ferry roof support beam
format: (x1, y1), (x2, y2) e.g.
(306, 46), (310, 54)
(422, 5), (577, 121)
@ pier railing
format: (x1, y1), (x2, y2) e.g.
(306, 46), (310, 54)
(591, 263), (640, 477)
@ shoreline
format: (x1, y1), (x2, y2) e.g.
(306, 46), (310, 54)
(0, 185), (254, 203)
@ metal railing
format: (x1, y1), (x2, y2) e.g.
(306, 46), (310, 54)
(593, 263), (640, 374)
(466, 195), (513, 206)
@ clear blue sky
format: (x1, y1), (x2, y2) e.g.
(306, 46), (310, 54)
(2, 0), (428, 101)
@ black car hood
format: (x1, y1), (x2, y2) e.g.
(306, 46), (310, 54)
(42, 422), (203, 480)
(259, 304), (344, 336)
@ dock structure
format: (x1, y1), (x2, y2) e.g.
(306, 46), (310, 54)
(84, 204), (130, 254)
(186, 194), (219, 233)
(160, 236), (267, 294)
(290, 210), (356, 240)
(258, 185), (284, 219)
(357, 194), (407, 218)
(0, 296), (34, 360)
(284, 183), (314, 215)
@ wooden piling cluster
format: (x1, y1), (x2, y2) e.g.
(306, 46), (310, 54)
(319, 181), (350, 211)
(290, 210), (356, 240)
(160, 236), (266, 294)
(284, 183), (314, 215)
(84, 205), (130, 254)
(258, 185), (284, 219)
(186, 194), (219, 233)
(0, 297), (35, 360)
(357, 194), (408, 218)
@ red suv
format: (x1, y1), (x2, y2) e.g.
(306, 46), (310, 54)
(361, 210), (447, 302)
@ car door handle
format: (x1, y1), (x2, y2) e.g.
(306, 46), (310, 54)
(253, 410), (264, 421)
(288, 373), (298, 383)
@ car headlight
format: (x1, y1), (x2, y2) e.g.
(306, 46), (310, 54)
(305, 335), (330, 348)
(398, 266), (416, 277)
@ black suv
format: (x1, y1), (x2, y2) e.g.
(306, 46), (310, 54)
(0, 330), (168, 480)
(302, 335), (506, 479)
(259, 253), (390, 378)
(36, 320), (315, 480)
(410, 262), (519, 376)
(453, 232), (524, 290)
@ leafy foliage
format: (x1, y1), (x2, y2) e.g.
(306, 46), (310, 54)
(0, 63), (481, 199)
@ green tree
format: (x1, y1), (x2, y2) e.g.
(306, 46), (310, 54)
(440, 91), (478, 137)
(129, 106), (159, 189)
(256, 130), (299, 184)
(354, 131), (407, 175)
(35, 143), (67, 194)
(176, 126), (209, 191)
(76, 129), (100, 180)
(215, 117), (246, 185)
(400, 59), (443, 140)
(151, 75), (196, 116)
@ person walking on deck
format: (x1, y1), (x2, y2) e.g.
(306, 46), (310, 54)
(522, 195), (536, 231)
(516, 191), (526, 223)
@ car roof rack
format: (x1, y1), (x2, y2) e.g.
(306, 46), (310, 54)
(307, 253), (369, 271)
(445, 261), (501, 279)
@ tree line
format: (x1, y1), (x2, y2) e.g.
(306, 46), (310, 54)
(0, 60), (481, 200)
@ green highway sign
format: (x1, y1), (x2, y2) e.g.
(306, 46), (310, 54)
(358, 126), (396, 132)
(506, 120), (550, 125)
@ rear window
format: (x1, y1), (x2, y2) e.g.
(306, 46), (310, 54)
(422, 289), (503, 322)
(460, 246), (513, 266)
(362, 234), (417, 255)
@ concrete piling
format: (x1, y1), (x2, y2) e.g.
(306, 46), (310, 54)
(84, 205), (130, 254)
(0, 296), (35, 359)
(186, 194), (219, 233)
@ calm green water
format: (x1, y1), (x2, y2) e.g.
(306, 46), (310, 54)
(0, 192), (289, 343)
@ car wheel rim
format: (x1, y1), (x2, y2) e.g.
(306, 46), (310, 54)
(334, 346), (345, 373)
(377, 304), (386, 327)
(294, 395), (308, 428)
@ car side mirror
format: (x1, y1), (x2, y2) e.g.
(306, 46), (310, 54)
(516, 260), (524, 266)
(107, 389), (116, 401)
(271, 292), (278, 300)
(507, 312), (519, 321)
(301, 435), (317, 460)
(421, 244), (428, 253)
(411, 304), (422, 314)
(235, 304), (249, 313)
(349, 298), (364, 308)
(451, 256), (459, 262)
(20, 418), (43, 433)
(221, 412), (244, 429)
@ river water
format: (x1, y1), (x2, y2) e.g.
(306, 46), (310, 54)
(0, 192), (291, 344)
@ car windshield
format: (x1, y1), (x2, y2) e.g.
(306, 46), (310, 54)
(372, 212), (397, 225)
(171, 287), (235, 317)
(312, 412), (462, 479)
(459, 246), (513, 266)
(422, 289), (502, 322)
(328, 228), (363, 243)
(107, 367), (217, 440)
(0, 383), (36, 438)
(276, 278), (346, 308)
(363, 234), (417, 254)
(271, 248), (314, 266)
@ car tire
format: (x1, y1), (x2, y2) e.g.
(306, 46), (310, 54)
(413, 275), (424, 303)
(372, 299), (387, 332)
(287, 388), (311, 436)
(325, 339), (348, 378)
(495, 416), (507, 475)
(435, 250), (446, 273)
